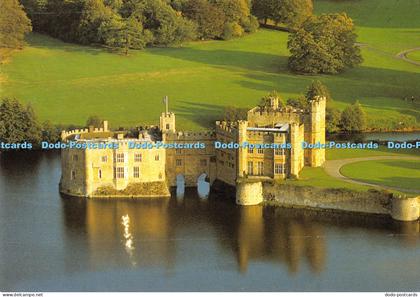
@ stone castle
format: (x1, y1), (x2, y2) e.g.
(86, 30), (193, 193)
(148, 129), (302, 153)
(60, 95), (326, 205)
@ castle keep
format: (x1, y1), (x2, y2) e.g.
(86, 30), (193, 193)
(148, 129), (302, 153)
(60, 96), (326, 204)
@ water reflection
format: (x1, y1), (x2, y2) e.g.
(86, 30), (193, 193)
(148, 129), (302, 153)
(197, 173), (210, 199)
(176, 174), (185, 199)
(60, 191), (419, 276)
(121, 214), (136, 266)
(1, 151), (419, 291)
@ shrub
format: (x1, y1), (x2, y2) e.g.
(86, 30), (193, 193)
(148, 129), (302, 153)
(326, 107), (341, 133)
(240, 15), (259, 33)
(222, 22), (243, 40)
(340, 101), (367, 132)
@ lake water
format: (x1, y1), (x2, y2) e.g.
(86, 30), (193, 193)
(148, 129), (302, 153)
(0, 152), (419, 292)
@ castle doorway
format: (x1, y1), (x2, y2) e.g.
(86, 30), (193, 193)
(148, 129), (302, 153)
(197, 173), (210, 199)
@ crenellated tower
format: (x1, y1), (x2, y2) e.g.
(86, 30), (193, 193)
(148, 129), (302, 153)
(304, 96), (326, 167)
(160, 112), (176, 133)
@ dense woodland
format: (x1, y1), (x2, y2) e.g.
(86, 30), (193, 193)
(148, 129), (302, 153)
(1, 0), (362, 73)
(0, 0), (367, 145)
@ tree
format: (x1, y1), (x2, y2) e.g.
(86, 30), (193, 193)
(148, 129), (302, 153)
(78, 0), (119, 44)
(86, 115), (104, 128)
(20, 0), (48, 32)
(0, 98), (42, 143)
(182, 0), (226, 39)
(43, 0), (84, 42)
(251, 0), (312, 28)
(100, 13), (153, 54)
(287, 13), (363, 74)
(258, 91), (285, 110)
(0, 0), (32, 48)
(213, 0), (249, 24)
(213, 0), (252, 37)
(222, 22), (244, 40)
(42, 120), (61, 143)
(306, 80), (331, 103)
(251, 0), (272, 24)
(287, 95), (308, 110)
(138, 0), (197, 46)
(326, 107), (341, 133)
(240, 15), (259, 33)
(277, 0), (312, 29)
(222, 106), (247, 121)
(340, 101), (366, 132)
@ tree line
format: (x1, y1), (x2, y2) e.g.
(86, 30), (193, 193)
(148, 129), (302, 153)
(15, 0), (260, 53)
(223, 81), (367, 134)
(2, 0), (362, 74)
(250, 0), (363, 74)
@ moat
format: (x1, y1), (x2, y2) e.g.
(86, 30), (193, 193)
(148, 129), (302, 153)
(1, 151), (419, 292)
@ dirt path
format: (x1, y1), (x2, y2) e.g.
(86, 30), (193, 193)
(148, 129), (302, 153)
(396, 47), (420, 66)
(356, 43), (420, 67)
(323, 156), (420, 194)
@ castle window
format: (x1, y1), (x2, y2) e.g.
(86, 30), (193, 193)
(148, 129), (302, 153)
(134, 153), (142, 162)
(257, 148), (264, 154)
(72, 155), (78, 161)
(133, 166), (140, 178)
(116, 153), (124, 163)
(176, 149), (182, 155)
(98, 169), (102, 179)
(166, 124), (170, 130)
(257, 162), (264, 175)
(275, 148), (284, 156)
(155, 154), (160, 161)
(200, 159), (207, 166)
(248, 147), (253, 153)
(116, 167), (124, 179)
(275, 163), (285, 174)
(71, 170), (76, 180)
(176, 159), (182, 166)
(247, 161), (253, 175)
(101, 156), (108, 162)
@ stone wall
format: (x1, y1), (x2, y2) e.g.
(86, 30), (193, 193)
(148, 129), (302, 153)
(60, 140), (167, 197)
(236, 179), (264, 205)
(263, 183), (391, 215)
(261, 183), (420, 221)
(164, 131), (217, 187)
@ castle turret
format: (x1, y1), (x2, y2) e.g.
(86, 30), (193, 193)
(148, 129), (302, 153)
(305, 96), (326, 167)
(160, 96), (176, 133)
(103, 120), (109, 132)
(160, 112), (176, 133)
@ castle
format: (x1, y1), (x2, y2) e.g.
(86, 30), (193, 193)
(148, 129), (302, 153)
(59, 95), (326, 205)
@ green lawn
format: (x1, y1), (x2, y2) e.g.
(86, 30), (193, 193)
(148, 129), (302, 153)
(340, 159), (420, 192)
(286, 167), (372, 192)
(1, 0), (419, 130)
(326, 146), (420, 160)
(407, 51), (420, 62)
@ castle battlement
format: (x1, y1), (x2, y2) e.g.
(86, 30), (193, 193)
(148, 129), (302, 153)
(61, 120), (110, 140)
(60, 96), (325, 200)
(215, 121), (238, 134)
(165, 130), (215, 140)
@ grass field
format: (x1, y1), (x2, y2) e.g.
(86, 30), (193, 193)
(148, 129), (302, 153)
(0, 0), (419, 130)
(340, 159), (420, 192)
(286, 167), (372, 192)
(407, 51), (420, 62)
(325, 146), (420, 160)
